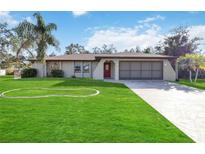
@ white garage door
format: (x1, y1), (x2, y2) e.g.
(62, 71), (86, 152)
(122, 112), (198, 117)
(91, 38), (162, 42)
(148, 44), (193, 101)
(119, 61), (163, 80)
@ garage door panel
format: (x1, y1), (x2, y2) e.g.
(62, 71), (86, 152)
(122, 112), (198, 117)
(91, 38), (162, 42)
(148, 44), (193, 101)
(141, 62), (152, 70)
(130, 62), (141, 70)
(119, 70), (130, 79)
(120, 62), (130, 70)
(119, 61), (163, 80)
(141, 70), (152, 79)
(130, 71), (141, 79)
(152, 62), (162, 70)
(152, 71), (162, 79)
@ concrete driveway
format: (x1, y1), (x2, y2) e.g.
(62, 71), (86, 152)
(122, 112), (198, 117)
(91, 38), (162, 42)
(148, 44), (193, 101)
(122, 80), (205, 143)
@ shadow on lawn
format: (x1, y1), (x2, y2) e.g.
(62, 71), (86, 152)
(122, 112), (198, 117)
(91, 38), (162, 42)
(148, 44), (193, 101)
(52, 78), (126, 89)
(0, 77), (127, 89)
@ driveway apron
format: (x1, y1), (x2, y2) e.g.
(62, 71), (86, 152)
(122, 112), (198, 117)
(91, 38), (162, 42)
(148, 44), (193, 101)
(122, 80), (205, 143)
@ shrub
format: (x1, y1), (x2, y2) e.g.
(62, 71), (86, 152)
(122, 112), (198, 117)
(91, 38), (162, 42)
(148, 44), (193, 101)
(71, 75), (76, 78)
(21, 68), (37, 78)
(51, 69), (64, 77)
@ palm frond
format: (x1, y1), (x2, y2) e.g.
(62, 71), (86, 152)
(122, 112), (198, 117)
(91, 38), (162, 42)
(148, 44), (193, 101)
(46, 23), (57, 32)
(46, 34), (59, 47)
(33, 12), (46, 32)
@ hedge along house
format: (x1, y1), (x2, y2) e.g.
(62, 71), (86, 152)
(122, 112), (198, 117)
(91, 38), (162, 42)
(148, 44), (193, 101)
(30, 53), (177, 81)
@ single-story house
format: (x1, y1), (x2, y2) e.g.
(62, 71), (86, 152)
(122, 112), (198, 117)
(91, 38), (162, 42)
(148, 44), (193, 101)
(30, 53), (178, 81)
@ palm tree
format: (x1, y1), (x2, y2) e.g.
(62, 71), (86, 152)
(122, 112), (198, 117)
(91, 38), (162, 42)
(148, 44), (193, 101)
(33, 12), (59, 61)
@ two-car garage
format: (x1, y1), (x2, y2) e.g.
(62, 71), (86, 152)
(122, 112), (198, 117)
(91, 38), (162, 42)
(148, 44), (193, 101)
(119, 61), (163, 80)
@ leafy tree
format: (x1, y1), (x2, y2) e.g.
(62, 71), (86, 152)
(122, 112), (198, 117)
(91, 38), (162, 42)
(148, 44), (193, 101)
(101, 44), (117, 54)
(65, 43), (89, 54)
(33, 12), (59, 61)
(123, 46), (141, 53)
(178, 54), (205, 82)
(154, 42), (164, 54)
(0, 53), (15, 69)
(10, 20), (35, 68)
(93, 47), (102, 54)
(0, 23), (11, 52)
(156, 26), (202, 56)
(135, 46), (141, 53)
(0, 23), (13, 68)
(142, 47), (154, 54)
(93, 44), (117, 54)
(0, 23), (30, 70)
(1, 12), (59, 72)
(129, 48), (135, 53)
(123, 49), (129, 53)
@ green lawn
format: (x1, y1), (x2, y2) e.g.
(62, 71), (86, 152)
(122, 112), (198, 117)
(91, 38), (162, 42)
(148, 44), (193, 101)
(177, 79), (205, 90)
(0, 76), (193, 143)
(3, 88), (97, 97)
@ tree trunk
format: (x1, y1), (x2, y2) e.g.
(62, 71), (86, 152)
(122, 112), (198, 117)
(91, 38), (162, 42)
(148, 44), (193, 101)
(194, 68), (199, 82)
(189, 70), (192, 82)
(16, 53), (19, 69)
(14, 49), (21, 79)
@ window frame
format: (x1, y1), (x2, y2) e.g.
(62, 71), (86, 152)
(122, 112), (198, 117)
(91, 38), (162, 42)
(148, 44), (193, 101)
(74, 64), (81, 73)
(83, 63), (90, 73)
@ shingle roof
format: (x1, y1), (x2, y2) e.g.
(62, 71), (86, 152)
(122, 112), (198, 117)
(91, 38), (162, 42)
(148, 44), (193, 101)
(30, 53), (176, 61)
(94, 53), (175, 59)
(45, 54), (96, 61)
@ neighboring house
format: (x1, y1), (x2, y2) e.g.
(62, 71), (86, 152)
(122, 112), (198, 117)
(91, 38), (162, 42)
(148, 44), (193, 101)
(0, 69), (6, 76)
(30, 53), (177, 81)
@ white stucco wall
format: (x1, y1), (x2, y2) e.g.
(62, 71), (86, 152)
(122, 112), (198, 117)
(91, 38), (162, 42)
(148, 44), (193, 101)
(92, 60), (104, 80)
(91, 61), (98, 78)
(0, 69), (6, 76)
(111, 61), (115, 79)
(93, 58), (176, 81)
(61, 61), (74, 77)
(33, 61), (93, 78)
(32, 58), (176, 81)
(93, 59), (119, 80)
(32, 62), (45, 77)
(163, 59), (176, 81)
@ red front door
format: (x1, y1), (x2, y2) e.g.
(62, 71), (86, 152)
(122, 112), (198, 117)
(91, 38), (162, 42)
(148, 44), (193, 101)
(104, 62), (111, 78)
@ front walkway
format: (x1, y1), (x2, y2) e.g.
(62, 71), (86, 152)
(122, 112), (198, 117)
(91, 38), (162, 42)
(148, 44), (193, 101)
(122, 80), (205, 142)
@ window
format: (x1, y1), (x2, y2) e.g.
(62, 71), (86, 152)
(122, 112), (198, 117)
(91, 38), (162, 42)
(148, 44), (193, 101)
(83, 64), (90, 73)
(105, 64), (109, 70)
(74, 64), (81, 73)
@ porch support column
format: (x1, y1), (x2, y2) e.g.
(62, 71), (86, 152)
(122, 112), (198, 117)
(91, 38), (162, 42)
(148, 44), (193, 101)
(114, 59), (119, 80)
